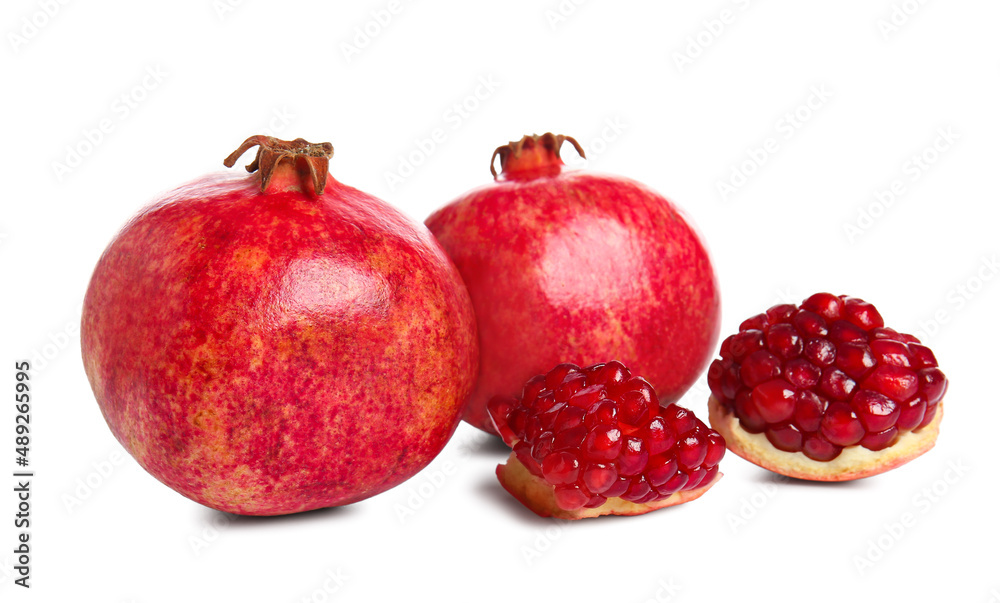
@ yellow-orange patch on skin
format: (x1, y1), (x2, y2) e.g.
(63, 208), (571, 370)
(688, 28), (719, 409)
(708, 396), (942, 482)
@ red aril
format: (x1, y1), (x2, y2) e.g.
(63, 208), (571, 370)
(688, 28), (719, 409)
(426, 133), (721, 434)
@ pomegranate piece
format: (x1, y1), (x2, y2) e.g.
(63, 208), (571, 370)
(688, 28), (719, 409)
(489, 361), (724, 519)
(426, 133), (721, 435)
(707, 293), (945, 481)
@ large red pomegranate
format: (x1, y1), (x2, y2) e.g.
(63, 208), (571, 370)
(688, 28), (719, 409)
(426, 133), (721, 434)
(81, 135), (478, 515)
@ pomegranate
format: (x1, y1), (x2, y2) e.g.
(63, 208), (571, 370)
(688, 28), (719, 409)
(426, 133), (721, 434)
(488, 361), (724, 519)
(707, 293), (945, 481)
(81, 135), (478, 515)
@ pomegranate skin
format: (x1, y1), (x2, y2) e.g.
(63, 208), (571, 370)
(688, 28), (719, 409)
(82, 163), (478, 515)
(426, 136), (720, 434)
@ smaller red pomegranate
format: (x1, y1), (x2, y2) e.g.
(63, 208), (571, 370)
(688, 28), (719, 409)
(489, 361), (725, 519)
(707, 293), (946, 481)
(426, 133), (721, 435)
(81, 135), (478, 515)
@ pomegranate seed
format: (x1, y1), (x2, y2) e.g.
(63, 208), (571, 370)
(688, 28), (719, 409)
(871, 327), (905, 341)
(804, 337), (837, 367)
(654, 471), (689, 497)
(545, 363), (580, 390)
(752, 379), (796, 423)
(792, 309), (828, 336)
(851, 389), (900, 433)
(646, 416), (677, 455)
(555, 373), (587, 402)
(542, 451), (581, 484)
(865, 365), (919, 402)
(740, 313), (769, 331)
(552, 484), (589, 510)
(621, 475), (652, 503)
(842, 297), (884, 329)
(677, 432), (707, 469)
(835, 342), (876, 379)
(733, 389), (767, 433)
(619, 390), (651, 428)
(820, 402), (865, 447)
(584, 400), (618, 428)
(793, 390), (828, 432)
(917, 401), (939, 429)
(896, 395), (927, 431)
(765, 422), (803, 452)
(918, 367), (948, 403)
(819, 368), (856, 401)
(617, 436), (649, 476)
(582, 463), (618, 494)
(645, 456), (678, 487)
(766, 324), (804, 359)
(552, 425), (587, 451)
(569, 384), (606, 409)
(530, 432), (555, 463)
(729, 329), (765, 361)
(766, 303), (797, 323)
(521, 374), (547, 403)
(801, 292), (844, 320)
(829, 320), (868, 344)
(784, 358), (822, 389)
(802, 433), (841, 461)
(908, 343), (938, 368)
(869, 339), (912, 368)
(583, 425), (622, 461)
(860, 426), (899, 451)
(489, 361), (725, 512)
(740, 350), (783, 388)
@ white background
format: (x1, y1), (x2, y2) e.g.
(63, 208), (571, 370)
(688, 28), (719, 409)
(2, 0), (999, 601)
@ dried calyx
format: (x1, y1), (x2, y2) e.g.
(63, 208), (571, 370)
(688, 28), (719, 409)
(224, 135), (334, 195)
(490, 133), (585, 179)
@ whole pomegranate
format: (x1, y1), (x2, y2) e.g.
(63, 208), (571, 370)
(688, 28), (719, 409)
(426, 133), (720, 434)
(81, 135), (478, 515)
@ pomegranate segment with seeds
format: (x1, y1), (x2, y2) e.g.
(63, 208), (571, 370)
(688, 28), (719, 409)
(489, 361), (724, 519)
(708, 293), (946, 481)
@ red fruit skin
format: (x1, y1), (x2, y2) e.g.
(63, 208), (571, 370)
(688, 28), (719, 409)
(81, 170), (478, 515)
(427, 168), (720, 434)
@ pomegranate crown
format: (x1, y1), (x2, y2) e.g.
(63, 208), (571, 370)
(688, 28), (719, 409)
(490, 133), (585, 179)
(224, 135), (334, 195)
